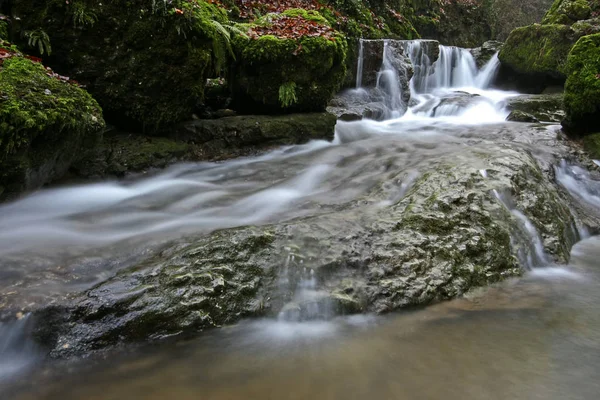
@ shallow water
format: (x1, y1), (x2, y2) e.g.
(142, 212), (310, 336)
(5, 241), (600, 400)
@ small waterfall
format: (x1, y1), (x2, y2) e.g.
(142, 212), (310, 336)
(375, 41), (406, 119)
(401, 40), (500, 93)
(356, 40), (364, 89)
(492, 189), (549, 268)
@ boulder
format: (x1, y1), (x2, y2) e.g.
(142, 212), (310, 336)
(231, 9), (347, 114)
(563, 33), (600, 134)
(8, 0), (230, 133)
(0, 54), (104, 199)
(15, 139), (579, 358)
(499, 24), (581, 82)
(505, 93), (565, 122)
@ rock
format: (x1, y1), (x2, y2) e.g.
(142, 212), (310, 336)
(542, 0), (593, 25)
(22, 139), (580, 358)
(499, 23), (582, 86)
(505, 93), (565, 122)
(507, 110), (540, 123)
(9, 0), (231, 133)
(0, 54), (104, 200)
(328, 39), (415, 120)
(470, 40), (504, 68)
(231, 9), (347, 114)
(562, 33), (600, 135)
(411, 92), (488, 118)
(175, 112), (337, 149)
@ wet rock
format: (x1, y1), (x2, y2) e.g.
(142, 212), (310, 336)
(507, 111), (540, 123)
(175, 113), (336, 150)
(329, 40), (414, 120)
(505, 94), (565, 122)
(470, 40), (504, 68)
(28, 142), (580, 358)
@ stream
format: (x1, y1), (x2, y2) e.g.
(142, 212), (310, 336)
(2, 40), (600, 399)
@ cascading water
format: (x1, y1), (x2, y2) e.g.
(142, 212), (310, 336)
(345, 39), (515, 122)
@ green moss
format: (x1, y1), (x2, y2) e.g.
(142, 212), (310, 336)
(0, 56), (103, 157)
(583, 132), (600, 157)
(499, 24), (580, 78)
(542, 0), (592, 25)
(232, 22), (347, 113)
(563, 33), (600, 133)
(0, 54), (104, 197)
(281, 8), (330, 25)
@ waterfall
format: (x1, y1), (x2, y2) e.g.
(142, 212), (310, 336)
(344, 39), (507, 122)
(375, 41), (407, 119)
(401, 40), (501, 93)
(356, 40), (364, 89)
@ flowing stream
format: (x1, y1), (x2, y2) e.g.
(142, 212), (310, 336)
(3, 40), (600, 399)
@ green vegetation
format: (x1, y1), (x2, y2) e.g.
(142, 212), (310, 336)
(24, 28), (51, 55)
(563, 33), (600, 134)
(232, 12), (348, 113)
(499, 24), (580, 78)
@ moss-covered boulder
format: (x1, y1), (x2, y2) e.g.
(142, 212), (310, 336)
(499, 24), (582, 82)
(8, 0), (233, 133)
(563, 33), (600, 134)
(0, 52), (104, 199)
(542, 0), (593, 24)
(231, 10), (347, 113)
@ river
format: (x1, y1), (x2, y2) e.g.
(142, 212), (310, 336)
(2, 40), (600, 399)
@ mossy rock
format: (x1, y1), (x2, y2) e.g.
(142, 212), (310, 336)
(583, 132), (600, 158)
(542, 0), (592, 24)
(9, 0), (233, 133)
(0, 55), (104, 198)
(231, 13), (347, 113)
(563, 33), (600, 134)
(499, 24), (582, 80)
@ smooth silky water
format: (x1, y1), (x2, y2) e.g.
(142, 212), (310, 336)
(3, 41), (600, 399)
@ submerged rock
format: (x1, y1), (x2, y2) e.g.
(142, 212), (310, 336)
(21, 138), (580, 358)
